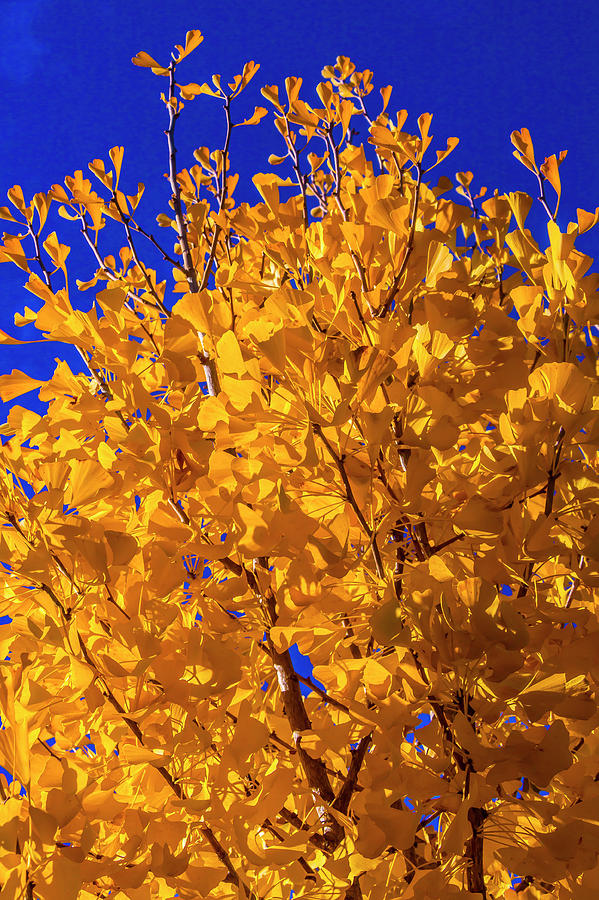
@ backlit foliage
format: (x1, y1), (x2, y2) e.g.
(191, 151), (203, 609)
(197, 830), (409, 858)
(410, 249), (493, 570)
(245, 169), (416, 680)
(0, 29), (598, 900)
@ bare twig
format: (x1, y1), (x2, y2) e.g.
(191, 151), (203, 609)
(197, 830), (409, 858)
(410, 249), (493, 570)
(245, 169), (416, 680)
(535, 169), (556, 222)
(377, 163), (422, 318)
(545, 425), (566, 517)
(326, 124), (348, 222)
(110, 192), (170, 314)
(199, 94), (233, 290)
(125, 216), (182, 268)
(26, 218), (137, 401)
(165, 61), (220, 396)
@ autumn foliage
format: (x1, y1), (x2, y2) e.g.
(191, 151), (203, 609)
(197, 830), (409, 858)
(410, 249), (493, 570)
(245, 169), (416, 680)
(0, 28), (599, 900)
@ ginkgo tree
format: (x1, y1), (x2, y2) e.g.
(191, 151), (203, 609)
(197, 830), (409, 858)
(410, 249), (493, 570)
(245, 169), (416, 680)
(0, 27), (598, 900)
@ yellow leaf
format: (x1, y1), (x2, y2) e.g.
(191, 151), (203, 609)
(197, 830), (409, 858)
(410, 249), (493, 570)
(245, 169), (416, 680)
(440, 801), (470, 854)
(30, 806), (58, 847)
(227, 707), (270, 767)
(150, 843), (190, 878)
(454, 496), (504, 538)
(261, 84), (283, 110)
(576, 205), (599, 234)
(179, 81), (221, 100)
(529, 361), (589, 418)
(547, 218), (576, 261)
(366, 801), (418, 852)
(370, 598), (406, 646)
(506, 191), (533, 234)
(173, 29), (204, 63)
(69, 658), (95, 691)
(234, 105), (268, 127)
(540, 151), (566, 214)
(0, 369), (43, 401)
(0, 206), (18, 222)
(7, 184), (27, 215)
(417, 111), (434, 157)
(253, 328), (286, 372)
(380, 84), (392, 113)
(511, 127), (537, 172)
(425, 136), (459, 172)
(233, 61), (261, 97)
(122, 745), (173, 767)
(216, 330), (245, 374)
(527, 720), (572, 787)
(235, 503), (277, 554)
(365, 196), (410, 235)
(108, 146), (124, 188)
(105, 530), (138, 567)
(38, 855), (81, 900)
(97, 441), (117, 469)
(88, 158), (112, 189)
(11, 709), (30, 786)
(131, 50), (169, 75)
(173, 291), (212, 333)
(428, 554), (454, 582)
(42, 231), (70, 267)
(66, 459), (114, 509)
(456, 171), (473, 188)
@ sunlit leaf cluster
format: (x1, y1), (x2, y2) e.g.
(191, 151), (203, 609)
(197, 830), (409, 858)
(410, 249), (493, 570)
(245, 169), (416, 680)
(0, 28), (598, 900)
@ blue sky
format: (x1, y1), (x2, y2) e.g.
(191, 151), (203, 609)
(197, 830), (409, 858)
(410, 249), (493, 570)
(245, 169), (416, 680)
(0, 0), (597, 395)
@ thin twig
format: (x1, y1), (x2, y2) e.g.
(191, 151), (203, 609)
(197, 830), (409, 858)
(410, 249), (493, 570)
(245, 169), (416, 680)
(544, 426), (566, 517)
(126, 217), (183, 268)
(326, 124), (348, 222)
(377, 163), (422, 318)
(535, 170), (556, 222)
(313, 423), (385, 579)
(110, 192), (170, 315)
(165, 61), (220, 396)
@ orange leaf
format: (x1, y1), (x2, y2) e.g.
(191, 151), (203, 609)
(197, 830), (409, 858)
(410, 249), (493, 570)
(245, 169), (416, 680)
(0, 369), (43, 401)
(216, 330), (245, 374)
(511, 126), (537, 172)
(173, 29), (204, 63)
(234, 106), (268, 127)
(576, 205), (599, 234)
(131, 50), (169, 75)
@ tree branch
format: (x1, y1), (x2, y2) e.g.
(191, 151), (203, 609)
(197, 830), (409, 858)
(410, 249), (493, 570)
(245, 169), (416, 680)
(263, 593), (344, 850)
(544, 425), (566, 517)
(465, 806), (488, 897)
(333, 733), (372, 815)
(257, 640), (350, 712)
(344, 876), (363, 900)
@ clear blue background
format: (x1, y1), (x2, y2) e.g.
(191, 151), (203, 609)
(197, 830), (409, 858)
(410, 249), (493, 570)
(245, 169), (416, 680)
(0, 0), (597, 391)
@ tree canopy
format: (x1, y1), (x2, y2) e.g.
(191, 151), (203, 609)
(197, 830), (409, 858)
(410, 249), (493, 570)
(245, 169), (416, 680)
(0, 29), (598, 900)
